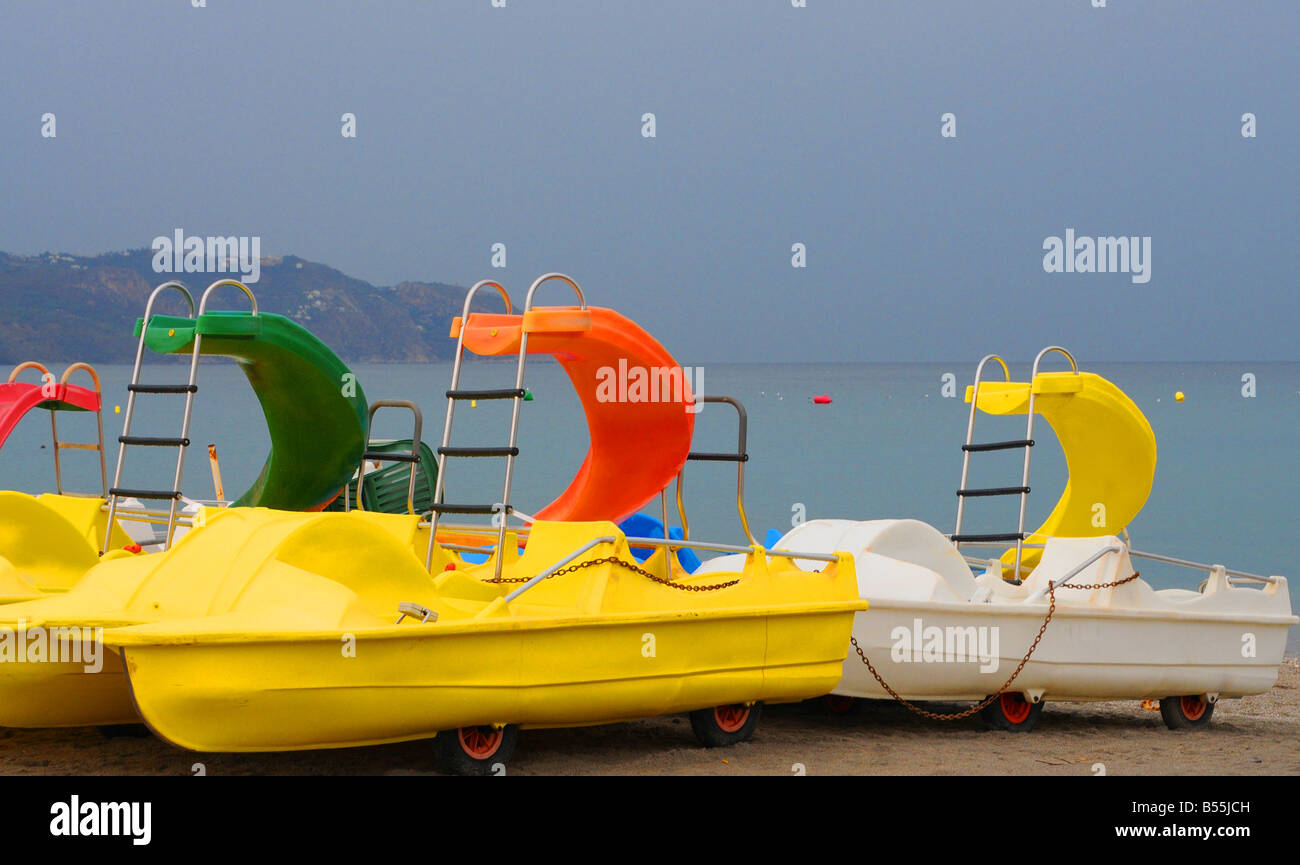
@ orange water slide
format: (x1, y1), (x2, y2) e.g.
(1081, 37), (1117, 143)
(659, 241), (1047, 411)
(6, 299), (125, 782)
(452, 306), (695, 522)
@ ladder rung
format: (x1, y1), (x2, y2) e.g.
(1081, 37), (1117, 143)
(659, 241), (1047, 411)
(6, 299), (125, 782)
(128, 383), (198, 394)
(446, 388), (526, 401)
(110, 487), (182, 501)
(119, 435), (190, 447)
(956, 486), (1030, 498)
(687, 451), (749, 463)
(56, 442), (101, 451)
(962, 439), (1034, 453)
(437, 446), (519, 458)
(951, 532), (1026, 543)
(429, 503), (514, 515)
(363, 451), (420, 464)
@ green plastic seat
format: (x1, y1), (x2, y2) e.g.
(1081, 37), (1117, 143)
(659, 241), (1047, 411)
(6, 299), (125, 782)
(325, 439), (438, 515)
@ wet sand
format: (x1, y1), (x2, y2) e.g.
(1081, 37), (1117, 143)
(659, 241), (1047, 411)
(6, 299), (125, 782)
(2, 658), (1296, 776)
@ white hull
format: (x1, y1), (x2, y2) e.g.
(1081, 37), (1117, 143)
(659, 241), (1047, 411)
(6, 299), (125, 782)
(838, 601), (1291, 702)
(699, 519), (1297, 705)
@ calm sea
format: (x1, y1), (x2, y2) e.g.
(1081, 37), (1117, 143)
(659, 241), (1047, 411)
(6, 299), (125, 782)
(4, 359), (1296, 651)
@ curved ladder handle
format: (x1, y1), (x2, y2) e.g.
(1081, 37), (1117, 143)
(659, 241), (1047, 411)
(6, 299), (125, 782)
(198, 279), (258, 316)
(6, 361), (53, 384)
(523, 272), (586, 311)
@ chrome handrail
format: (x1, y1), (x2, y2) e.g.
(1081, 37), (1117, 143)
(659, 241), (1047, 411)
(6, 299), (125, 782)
(953, 353), (1011, 544)
(198, 278), (259, 316)
(504, 536), (617, 602)
(1128, 549), (1276, 584)
(1015, 346), (1079, 579)
(674, 395), (759, 547)
(523, 272), (586, 312)
(352, 400), (424, 515)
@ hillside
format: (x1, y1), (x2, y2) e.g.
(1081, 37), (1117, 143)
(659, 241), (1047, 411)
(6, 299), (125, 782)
(0, 250), (498, 363)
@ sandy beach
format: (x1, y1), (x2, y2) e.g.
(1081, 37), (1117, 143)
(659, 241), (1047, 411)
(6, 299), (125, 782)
(2, 658), (1295, 776)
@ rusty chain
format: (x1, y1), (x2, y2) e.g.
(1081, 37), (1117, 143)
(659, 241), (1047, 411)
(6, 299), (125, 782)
(849, 570), (1141, 721)
(485, 555), (741, 591)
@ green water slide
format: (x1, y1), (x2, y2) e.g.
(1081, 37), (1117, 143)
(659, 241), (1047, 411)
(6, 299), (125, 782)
(135, 311), (368, 510)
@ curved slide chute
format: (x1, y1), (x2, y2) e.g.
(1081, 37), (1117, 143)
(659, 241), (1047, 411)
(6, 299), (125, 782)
(967, 371), (1157, 571)
(0, 380), (99, 450)
(140, 311), (368, 511)
(453, 306), (695, 522)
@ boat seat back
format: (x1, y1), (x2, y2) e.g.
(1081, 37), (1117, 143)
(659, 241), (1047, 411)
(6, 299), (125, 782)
(1020, 536), (1141, 606)
(775, 519), (977, 602)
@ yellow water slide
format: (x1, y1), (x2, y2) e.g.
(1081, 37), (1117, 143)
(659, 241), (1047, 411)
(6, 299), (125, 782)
(966, 370), (1157, 572)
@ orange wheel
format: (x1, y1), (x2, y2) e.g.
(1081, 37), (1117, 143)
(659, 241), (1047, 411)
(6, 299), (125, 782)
(690, 702), (763, 747)
(458, 726), (505, 760)
(714, 704), (750, 733)
(1160, 694), (1214, 730)
(980, 692), (1043, 732)
(436, 724), (518, 775)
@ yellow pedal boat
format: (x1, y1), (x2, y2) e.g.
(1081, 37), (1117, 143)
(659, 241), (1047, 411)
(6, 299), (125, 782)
(95, 509), (862, 762)
(1, 506), (863, 754)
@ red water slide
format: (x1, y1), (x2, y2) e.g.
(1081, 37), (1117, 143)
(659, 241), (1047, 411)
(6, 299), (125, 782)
(0, 363), (102, 451)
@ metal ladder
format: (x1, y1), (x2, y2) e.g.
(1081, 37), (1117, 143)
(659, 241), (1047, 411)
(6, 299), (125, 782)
(51, 363), (108, 498)
(103, 279), (257, 553)
(424, 272), (587, 578)
(952, 345), (1078, 581)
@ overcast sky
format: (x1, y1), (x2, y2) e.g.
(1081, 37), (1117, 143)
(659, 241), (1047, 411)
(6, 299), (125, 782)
(1, 1), (1295, 361)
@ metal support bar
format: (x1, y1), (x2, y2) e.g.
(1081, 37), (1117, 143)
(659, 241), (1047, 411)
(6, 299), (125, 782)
(352, 399), (423, 514)
(1025, 544), (1122, 602)
(676, 395), (758, 546)
(1128, 549), (1276, 584)
(503, 536), (617, 602)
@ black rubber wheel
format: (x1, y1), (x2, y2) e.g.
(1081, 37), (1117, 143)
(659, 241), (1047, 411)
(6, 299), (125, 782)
(1159, 695), (1215, 730)
(97, 724), (152, 739)
(435, 724), (518, 775)
(980, 693), (1044, 732)
(689, 702), (762, 747)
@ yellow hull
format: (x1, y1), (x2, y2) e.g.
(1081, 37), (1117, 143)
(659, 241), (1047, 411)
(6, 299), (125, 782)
(0, 649), (136, 727)
(120, 605), (854, 752)
(2, 508), (863, 743)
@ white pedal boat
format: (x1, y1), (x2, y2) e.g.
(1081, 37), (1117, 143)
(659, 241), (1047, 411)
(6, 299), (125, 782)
(699, 518), (1295, 730)
(696, 346), (1297, 731)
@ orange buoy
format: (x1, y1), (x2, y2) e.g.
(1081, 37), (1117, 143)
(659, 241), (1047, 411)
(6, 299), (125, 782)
(813, 394), (832, 404)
